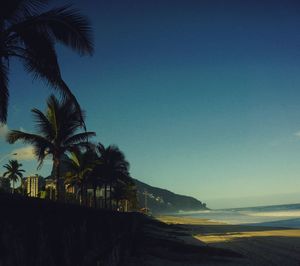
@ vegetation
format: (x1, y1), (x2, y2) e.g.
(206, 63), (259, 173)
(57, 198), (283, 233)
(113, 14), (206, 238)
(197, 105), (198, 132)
(64, 147), (98, 206)
(134, 178), (207, 213)
(3, 159), (25, 193)
(95, 143), (131, 209)
(7, 95), (95, 201)
(4, 95), (137, 210)
(0, 177), (10, 193)
(0, 0), (93, 123)
(63, 143), (137, 210)
(0, 0), (139, 212)
(0, 2), (208, 265)
(112, 179), (138, 211)
(0, 0), (181, 215)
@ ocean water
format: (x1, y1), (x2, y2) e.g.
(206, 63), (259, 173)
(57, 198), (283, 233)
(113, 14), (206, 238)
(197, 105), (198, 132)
(177, 203), (300, 228)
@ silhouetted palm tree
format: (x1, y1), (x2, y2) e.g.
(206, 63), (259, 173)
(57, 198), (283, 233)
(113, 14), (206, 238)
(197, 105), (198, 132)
(96, 143), (130, 209)
(64, 147), (97, 206)
(7, 95), (95, 200)
(3, 159), (25, 193)
(112, 179), (128, 210)
(0, 0), (93, 123)
(87, 155), (103, 208)
(111, 173), (136, 210)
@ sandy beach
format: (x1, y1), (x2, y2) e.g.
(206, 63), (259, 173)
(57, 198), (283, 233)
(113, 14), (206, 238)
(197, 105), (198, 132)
(154, 215), (300, 265)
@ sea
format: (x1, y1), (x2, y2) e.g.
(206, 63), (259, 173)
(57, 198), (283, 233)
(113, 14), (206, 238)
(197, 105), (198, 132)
(176, 203), (300, 228)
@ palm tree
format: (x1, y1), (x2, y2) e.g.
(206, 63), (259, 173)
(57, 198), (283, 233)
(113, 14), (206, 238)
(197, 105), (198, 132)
(6, 95), (95, 200)
(3, 159), (25, 193)
(88, 156), (103, 208)
(112, 180), (127, 210)
(111, 172), (137, 211)
(96, 143), (130, 209)
(0, 0), (93, 123)
(64, 147), (97, 206)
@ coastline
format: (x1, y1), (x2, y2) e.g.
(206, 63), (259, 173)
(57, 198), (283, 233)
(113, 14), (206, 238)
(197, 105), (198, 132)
(153, 215), (300, 265)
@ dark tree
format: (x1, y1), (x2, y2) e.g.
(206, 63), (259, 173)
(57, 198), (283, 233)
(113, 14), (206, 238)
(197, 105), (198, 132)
(96, 143), (130, 209)
(0, 0), (93, 122)
(3, 159), (25, 193)
(7, 95), (95, 200)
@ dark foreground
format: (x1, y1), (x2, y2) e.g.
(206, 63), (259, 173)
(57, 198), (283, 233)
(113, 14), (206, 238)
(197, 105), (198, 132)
(0, 193), (140, 266)
(0, 194), (244, 266)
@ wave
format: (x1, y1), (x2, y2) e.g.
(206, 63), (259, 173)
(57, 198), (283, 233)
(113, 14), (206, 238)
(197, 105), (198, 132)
(176, 203), (300, 227)
(178, 209), (211, 214)
(245, 210), (300, 218)
(246, 218), (300, 228)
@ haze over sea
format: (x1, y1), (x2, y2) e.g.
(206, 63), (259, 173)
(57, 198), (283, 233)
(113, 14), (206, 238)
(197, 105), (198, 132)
(177, 203), (300, 228)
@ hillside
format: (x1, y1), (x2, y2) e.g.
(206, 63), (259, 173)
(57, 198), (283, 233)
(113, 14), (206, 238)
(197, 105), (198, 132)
(133, 179), (207, 214)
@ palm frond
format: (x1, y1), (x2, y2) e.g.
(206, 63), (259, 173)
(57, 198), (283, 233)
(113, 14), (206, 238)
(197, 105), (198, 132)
(69, 151), (80, 168)
(36, 5), (94, 55)
(55, 94), (83, 137)
(7, 4), (93, 56)
(3, 171), (11, 177)
(1, 0), (49, 22)
(12, 27), (84, 122)
(0, 2), (93, 125)
(64, 132), (96, 147)
(97, 142), (105, 156)
(16, 29), (63, 86)
(46, 94), (59, 136)
(34, 143), (50, 168)
(7, 130), (51, 148)
(32, 108), (54, 139)
(0, 60), (9, 123)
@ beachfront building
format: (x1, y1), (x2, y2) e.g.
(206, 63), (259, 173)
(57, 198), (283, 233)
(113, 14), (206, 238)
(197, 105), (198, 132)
(25, 175), (46, 197)
(26, 175), (39, 197)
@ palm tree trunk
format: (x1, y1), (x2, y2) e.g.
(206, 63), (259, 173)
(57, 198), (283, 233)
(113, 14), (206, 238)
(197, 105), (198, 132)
(80, 185), (84, 205)
(93, 185), (97, 208)
(53, 157), (60, 201)
(109, 184), (112, 209)
(85, 184), (88, 207)
(104, 183), (107, 209)
(12, 180), (14, 194)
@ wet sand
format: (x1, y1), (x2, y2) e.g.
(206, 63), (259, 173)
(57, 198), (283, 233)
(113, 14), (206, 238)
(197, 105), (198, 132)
(156, 215), (300, 265)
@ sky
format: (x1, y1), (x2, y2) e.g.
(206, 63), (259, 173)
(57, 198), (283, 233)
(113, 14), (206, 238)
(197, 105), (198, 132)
(2, 0), (300, 208)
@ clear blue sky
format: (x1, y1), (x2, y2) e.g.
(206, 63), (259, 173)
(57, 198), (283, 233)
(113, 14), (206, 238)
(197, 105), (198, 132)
(2, 0), (300, 208)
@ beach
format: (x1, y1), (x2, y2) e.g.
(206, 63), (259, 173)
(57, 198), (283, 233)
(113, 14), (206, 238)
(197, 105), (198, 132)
(154, 215), (300, 265)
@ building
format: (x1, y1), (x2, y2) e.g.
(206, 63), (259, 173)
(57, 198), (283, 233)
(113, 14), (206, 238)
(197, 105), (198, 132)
(25, 175), (46, 197)
(45, 178), (56, 190)
(26, 175), (39, 197)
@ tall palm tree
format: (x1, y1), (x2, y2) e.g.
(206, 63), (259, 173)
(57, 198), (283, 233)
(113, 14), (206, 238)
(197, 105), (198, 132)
(3, 159), (25, 193)
(0, 0), (93, 123)
(96, 143), (130, 209)
(112, 179), (127, 211)
(88, 154), (103, 208)
(112, 178), (138, 211)
(64, 147), (97, 206)
(6, 95), (95, 200)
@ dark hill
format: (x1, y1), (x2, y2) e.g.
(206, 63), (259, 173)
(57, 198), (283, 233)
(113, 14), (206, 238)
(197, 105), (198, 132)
(133, 179), (207, 214)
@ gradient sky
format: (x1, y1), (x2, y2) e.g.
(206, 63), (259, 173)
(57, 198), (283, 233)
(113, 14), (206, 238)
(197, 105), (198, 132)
(2, 0), (300, 208)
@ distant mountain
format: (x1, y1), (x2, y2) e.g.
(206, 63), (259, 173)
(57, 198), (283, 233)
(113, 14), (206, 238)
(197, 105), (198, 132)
(133, 179), (207, 214)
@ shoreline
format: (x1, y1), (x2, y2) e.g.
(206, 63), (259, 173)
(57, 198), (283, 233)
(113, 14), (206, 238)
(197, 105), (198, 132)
(153, 215), (300, 265)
